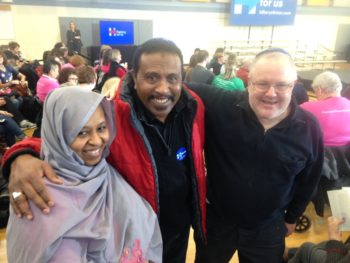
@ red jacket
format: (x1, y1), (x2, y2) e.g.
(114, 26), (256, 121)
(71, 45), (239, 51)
(108, 73), (206, 239)
(2, 73), (207, 239)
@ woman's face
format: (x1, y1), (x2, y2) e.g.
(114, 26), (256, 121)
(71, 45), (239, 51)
(69, 22), (76, 30)
(70, 106), (110, 166)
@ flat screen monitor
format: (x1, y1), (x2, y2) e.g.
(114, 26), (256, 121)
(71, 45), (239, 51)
(100, 20), (134, 45)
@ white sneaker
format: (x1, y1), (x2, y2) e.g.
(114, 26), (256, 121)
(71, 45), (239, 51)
(19, 120), (36, 129)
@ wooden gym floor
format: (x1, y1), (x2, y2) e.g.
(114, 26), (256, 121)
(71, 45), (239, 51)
(1, 204), (349, 262)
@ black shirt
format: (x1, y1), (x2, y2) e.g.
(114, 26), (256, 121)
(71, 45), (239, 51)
(134, 92), (192, 230)
(188, 84), (324, 227)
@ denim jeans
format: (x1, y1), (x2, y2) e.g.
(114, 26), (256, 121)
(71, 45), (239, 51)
(0, 115), (24, 146)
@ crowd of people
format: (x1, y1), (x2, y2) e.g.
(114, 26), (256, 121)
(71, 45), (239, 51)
(0, 33), (349, 263)
(185, 47), (247, 91)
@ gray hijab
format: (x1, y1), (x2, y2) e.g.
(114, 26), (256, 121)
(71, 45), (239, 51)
(7, 88), (162, 263)
(41, 86), (116, 182)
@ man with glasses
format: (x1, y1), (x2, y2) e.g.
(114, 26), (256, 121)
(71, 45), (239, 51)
(189, 48), (324, 263)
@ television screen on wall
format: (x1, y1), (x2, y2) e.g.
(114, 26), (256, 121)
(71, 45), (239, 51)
(100, 20), (134, 45)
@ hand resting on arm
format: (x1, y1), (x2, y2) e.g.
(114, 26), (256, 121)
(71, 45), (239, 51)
(8, 154), (63, 220)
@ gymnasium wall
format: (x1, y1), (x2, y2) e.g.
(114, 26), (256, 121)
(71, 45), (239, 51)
(0, 3), (350, 62)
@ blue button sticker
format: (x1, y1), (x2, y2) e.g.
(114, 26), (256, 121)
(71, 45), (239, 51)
(176, 147), (187, 161)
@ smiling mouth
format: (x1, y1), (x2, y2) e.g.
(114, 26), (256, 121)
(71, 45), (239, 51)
(262, 99), (278, 106)
(150, 95), (174, 105)
(154, 98), (170, 104)
(84, 148), (102, 158)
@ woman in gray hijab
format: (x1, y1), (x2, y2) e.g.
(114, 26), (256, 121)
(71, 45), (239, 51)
(7, 87), (162, 262)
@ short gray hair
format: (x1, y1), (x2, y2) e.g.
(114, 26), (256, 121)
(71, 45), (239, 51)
(312, 71), (342, 93)
(248, 49), (297, 80)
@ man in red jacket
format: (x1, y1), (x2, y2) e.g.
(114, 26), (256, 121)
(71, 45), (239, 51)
(3, 38), (206, 263)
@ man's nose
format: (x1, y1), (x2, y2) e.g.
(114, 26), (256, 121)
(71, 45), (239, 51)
(155, 78), (170, 93)
(265, 85), (277, 96)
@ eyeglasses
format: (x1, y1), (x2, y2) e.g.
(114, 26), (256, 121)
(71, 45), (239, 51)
(251, 82), (294, 93)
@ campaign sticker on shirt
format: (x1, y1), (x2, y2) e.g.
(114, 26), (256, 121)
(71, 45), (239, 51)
(176, 147), (187, 161)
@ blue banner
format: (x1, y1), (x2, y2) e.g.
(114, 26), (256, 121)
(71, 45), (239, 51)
(230, 0), (297, 26)
(100, 20), (134, 45)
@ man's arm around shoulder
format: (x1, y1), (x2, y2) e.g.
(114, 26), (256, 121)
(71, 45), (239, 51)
(2, 137), (42, 180)
(3, 138), (63, 220)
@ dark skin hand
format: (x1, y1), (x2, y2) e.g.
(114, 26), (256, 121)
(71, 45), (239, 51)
(9, 154), (63, 220)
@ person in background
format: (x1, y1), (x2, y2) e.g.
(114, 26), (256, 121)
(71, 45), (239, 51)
(189, 48), (324, 263)
(34, 67), (78, 138)
(188, 50), (214, 84)
(51, 42), (68, 58)
(100, 77), (121, 96)
(236, 58), (252, 88)
(0, 97), (36, 129)
(35, 58), (60, 102)
(212, 53), (245, 91)
(52, 42), (66, 51)
(207, 47), (224, 74)
(107, 49), (127, 78)
(284, 216), (350, 262)
(94, 45), (112, 72)
(0, 114), (26, 147)
(300, 71), (350, 147)
(66, 21), (83, 55)
(94, 45), (113, 90)
(3, 41), (22, 68)
(184, 50), (198, 82)
(95, 49), (127, 92)
(100, 48), (127, 74)
(0, 50), (27, 105)
(219, 52), (235, 74)
(6, 87), (162, 263)
(2, 38), (206, 263)
(292, 81), (309, 105)
(0, 51), (27, 91)
(76, 65), (97, 90)
(52, 46), (69, 67)
(208, 52), (224, 76)
(18, 59), (43, 96)
(57, 67), (78, 87)
(42, 51), (52, 63)
(65, 54), (86, 69)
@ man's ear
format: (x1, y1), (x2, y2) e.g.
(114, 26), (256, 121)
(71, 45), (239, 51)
(246, 80), (252, 93)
